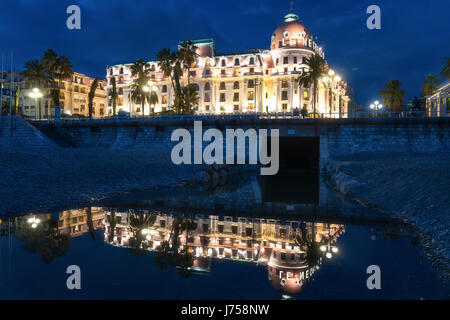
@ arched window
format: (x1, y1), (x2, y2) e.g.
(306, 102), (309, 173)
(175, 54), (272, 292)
(162, 85), (167, 93)
(249, 57), (255, 65)
(204, 82), (210, 90)
(219, 82), (226, 90)
(234, 58), (240, 66)
(233, 81), (239, 90)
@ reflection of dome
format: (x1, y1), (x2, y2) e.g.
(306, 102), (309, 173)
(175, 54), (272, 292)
(270, 12), (311, 50)
(267, 247), (315, 298)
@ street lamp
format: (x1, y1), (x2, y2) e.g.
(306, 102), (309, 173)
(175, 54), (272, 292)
(322, 70), (342, 118)
(27, 216), (41, 229)
(29, 88), (43, 120)
(370, 100), (383, 117)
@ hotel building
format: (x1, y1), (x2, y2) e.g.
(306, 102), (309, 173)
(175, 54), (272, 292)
(2, 71), (107, 119)
(426, 80), (450, 117)
(106, 10), (350, 117)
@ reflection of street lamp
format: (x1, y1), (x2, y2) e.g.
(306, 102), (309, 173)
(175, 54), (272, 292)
(29, 88), (43, 120)
(27, 216), (41, 229)
(322, 70), (341, 118)
(370, 100), (383, 117)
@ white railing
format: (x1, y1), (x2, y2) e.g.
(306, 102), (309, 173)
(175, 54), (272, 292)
(28, 110), (449, 123)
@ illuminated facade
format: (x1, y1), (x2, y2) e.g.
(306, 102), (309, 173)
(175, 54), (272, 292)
(106, 11), (349, 117)
(426, 80), (450, 117)
(103, 210), (345, 298)
(3, 72), (107, 119)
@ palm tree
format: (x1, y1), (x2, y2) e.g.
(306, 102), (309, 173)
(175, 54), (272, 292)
(421, 74), (440, 96)
(130, 78), (150, 115)
(440, 58), (449, 80)
(156, 48), (176, 92)
(149, 91), (158, 113)
(130, 59), (150, 115)
(181, 84), (199, 114)
(20, 59), (47, 118)
(42, 49), (73, 110)
(179, 40), (198, 87)
(380, 80), (406, 112)
(88, 78), (99, 118)
(297, 54), (326, 116)
(110, 77), (119, 116)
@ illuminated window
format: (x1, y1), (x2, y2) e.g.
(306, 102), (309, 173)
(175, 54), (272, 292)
(303, 91), (309, 100)
(282, 103), (288, 110)
(247, 91), (254, 100)
(162, 96), (167, 104)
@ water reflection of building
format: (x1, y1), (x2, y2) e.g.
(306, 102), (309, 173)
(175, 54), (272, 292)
(103, 210), (345, 298)
(2, 208), (106, 264)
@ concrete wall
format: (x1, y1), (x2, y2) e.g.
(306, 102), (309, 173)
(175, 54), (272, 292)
(30, 117), (450, 159)
(0, 116), (56, 148)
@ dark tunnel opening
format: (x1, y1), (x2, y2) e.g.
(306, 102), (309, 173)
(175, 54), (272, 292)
(262, 136), (320, 204)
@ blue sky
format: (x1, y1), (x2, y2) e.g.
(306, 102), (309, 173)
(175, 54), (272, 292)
(1, 0), (448, 107)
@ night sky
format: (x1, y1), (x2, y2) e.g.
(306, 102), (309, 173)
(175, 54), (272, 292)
(1, 0), (449, 107)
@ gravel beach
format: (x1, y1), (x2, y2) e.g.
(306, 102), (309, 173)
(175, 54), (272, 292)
(332, 152), (450, 280)
(0, 147), (201, 215)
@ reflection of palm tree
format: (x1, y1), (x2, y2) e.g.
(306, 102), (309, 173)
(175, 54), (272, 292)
(17, 215), (71, 264)
(153, 217), (197, 277)
(86, 207), (97, 240)
(127, 213), (157, 257)
(294, 222), (321, 267)
(108, 211), (117, 243)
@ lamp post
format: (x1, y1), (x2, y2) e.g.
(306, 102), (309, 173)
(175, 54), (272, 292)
(320, 224), (339, 259)
(29, 88), (42, 120)
(27, 215), (41, 229)
(370, 100), (383, 118)
(322, 70), (341, 118)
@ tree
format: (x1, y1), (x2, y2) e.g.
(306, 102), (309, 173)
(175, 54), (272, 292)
(110, 77), (119, 116)
(130, 59), (150, 115)
(440, 58), (449, 80)
(380, 80), (406, 112)
(421, 74), (440, 96)
(42, 49), (73, 110)
(20, 59), (47, 118)
(88, 78), (99, 118)
(297, 54), (326, 116)
(149, 91), (158, 113)
(178, 40), (198, 87)
(181, 84), (199, 114)
(156, 48), (176, 93)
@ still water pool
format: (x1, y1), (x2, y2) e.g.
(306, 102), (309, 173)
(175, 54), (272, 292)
(0, 207), (448, 299)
